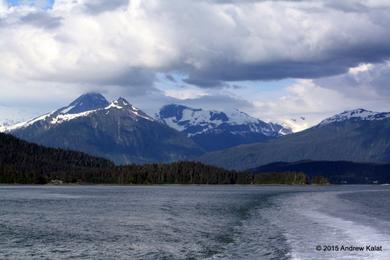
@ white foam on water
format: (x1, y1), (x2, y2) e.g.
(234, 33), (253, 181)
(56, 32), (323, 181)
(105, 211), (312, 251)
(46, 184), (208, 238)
(267, 191), (390, 260)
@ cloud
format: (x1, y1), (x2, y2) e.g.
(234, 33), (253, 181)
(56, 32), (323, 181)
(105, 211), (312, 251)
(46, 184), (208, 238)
(181, 94), (255, 113)
(348, 63), (373, 75)
(19, 11), (62, 29)
(163, 86), (208, 100)
(165, 74), (176, 83)
(83, 0), (128, 14)
(250, 67), (390, 131)
(315, 61), (390, 99)
(0, 0), (7, 14)
(252, 80), (351, 126)
(172, 0), (390, 85)
(1, 0), (390, 88)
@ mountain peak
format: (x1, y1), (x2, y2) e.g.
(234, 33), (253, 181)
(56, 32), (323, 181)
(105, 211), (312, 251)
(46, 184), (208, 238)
(114, 97), (131, 106)
(318, 108), (390, 127)
(61, 92), (109, 114)
(157, 104), (292, 151)
(348, 108), (369, 113)
(159, 104), (200, 121)
(110, 97), (134, 110)
(158, 104), (290, 136)
(107, 97), (154, 121)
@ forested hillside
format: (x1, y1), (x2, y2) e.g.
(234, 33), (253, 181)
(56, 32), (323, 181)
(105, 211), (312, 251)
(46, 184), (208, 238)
(200, 118), (390, 170)
(0, 133), (114, 183)
(0, 133), (325, 185)
(251, 160), (390, 184)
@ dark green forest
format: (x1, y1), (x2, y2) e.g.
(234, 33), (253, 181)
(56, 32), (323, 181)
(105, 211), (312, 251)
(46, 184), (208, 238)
(251, 160), (390, 184)
(0, 133), (327, 185)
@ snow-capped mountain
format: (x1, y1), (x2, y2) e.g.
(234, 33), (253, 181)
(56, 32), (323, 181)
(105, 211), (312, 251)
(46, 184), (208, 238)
(0, 119), (19, 132)
(157, 104), (292, 151)
(318, 108), (390, 127)
(10, 93), (202, 164)
(6, 94), (155, 133)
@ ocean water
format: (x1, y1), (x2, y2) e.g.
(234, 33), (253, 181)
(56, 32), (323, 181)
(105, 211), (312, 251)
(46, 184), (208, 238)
(0, 185), (389, 259)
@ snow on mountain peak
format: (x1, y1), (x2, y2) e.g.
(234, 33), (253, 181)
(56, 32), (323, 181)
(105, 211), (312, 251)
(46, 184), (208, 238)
(157, 104), (291, 137)
(3, 94), (155, 132)
(0, 119), (20, 132)
(318, 108), (390, 127)
(229, 108), (263, 125)
(39, 92), (110, 126)
(107, 97), (154, 121)
(115, 97), (130, 106)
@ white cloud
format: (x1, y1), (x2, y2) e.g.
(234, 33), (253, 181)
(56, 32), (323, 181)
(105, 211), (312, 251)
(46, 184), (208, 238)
(0, 0), (7, 15)
(163, 87), (208, 100)
(251, 80), (349, 128)
(316, 61), (390, 100)
(248, 69), (390, 131)
(348, 63), (373, 75)
(281, 117), (310, 133)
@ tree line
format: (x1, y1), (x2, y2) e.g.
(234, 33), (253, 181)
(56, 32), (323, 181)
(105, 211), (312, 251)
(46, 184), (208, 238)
(0, 133), (328, 185)
(0, 161), (328, 185)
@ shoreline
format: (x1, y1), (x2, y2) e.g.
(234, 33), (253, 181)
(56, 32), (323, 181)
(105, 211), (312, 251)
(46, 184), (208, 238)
(1, 183), (382, 187)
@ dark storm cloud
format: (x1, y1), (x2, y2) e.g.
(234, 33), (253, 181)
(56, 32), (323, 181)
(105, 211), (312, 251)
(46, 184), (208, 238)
(183, 33), (390, 86)
(97, 68), (157, 92)
(183, 78), (225, 88)
(184, 60), (358, 87)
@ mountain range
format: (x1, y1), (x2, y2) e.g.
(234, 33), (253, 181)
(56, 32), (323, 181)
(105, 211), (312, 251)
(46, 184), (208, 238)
(2, 93), (291, 164)
(200, 108), (390, 170)
(2, 93), (390, 170)
(7, 93), (202, 164)
(157, 104), (291, 151)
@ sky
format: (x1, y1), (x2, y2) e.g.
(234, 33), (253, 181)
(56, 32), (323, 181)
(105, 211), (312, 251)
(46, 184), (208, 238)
(1, 0), (390, 131)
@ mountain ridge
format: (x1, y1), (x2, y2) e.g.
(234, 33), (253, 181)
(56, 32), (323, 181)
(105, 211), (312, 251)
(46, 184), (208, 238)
(157, 103), (291, 151)
(4, 93), (390, 169)
(317, 108), (390, 127)
(199, 111), (390, 170)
